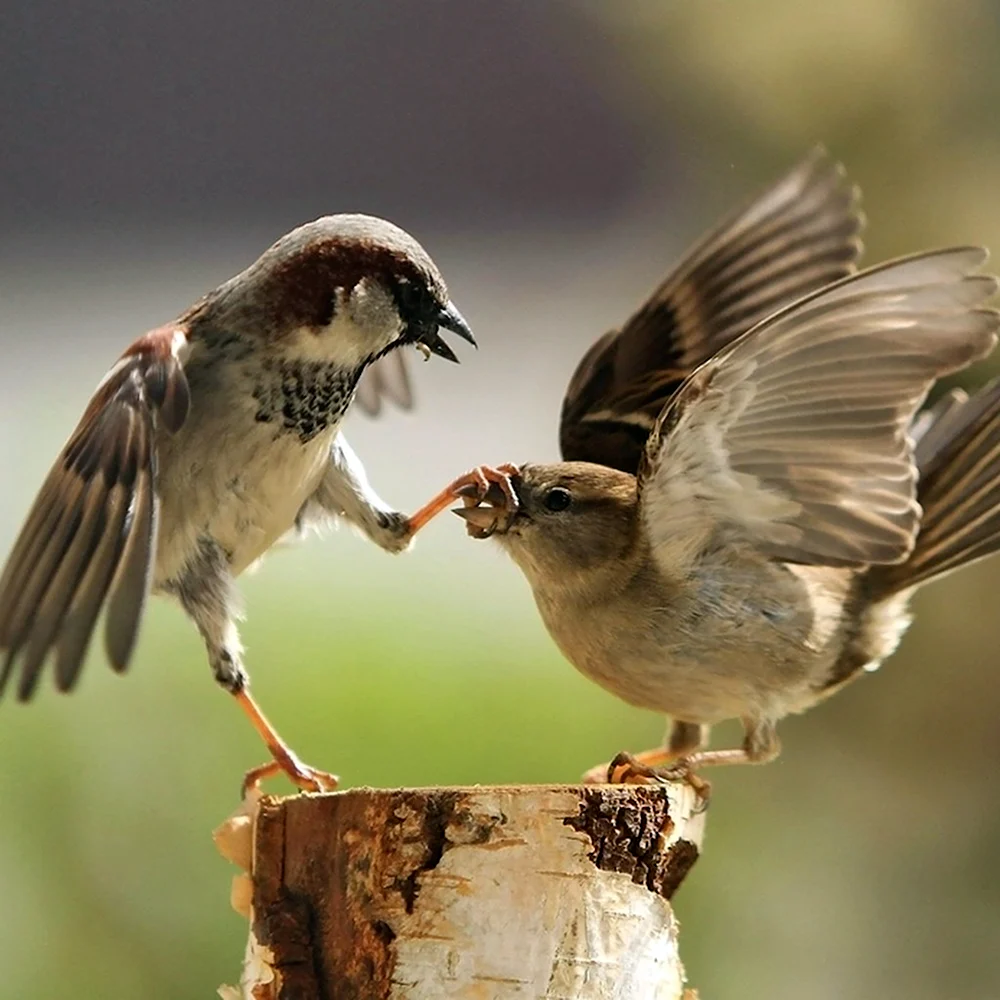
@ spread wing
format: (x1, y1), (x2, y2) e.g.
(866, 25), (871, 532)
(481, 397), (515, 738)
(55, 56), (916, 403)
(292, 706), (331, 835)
(560, 147), (864, 473)
(0, 327), (191, 700)
(354, 351), (413, 416)
(637, 249), (999, 575)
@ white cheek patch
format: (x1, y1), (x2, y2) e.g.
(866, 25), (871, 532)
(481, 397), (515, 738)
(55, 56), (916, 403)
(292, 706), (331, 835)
(280, 280), (405, 368)
(344, 278), (405, 354)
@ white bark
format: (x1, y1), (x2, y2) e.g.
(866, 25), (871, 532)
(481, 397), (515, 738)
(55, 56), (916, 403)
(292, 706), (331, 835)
(215, 783), (706, 1000)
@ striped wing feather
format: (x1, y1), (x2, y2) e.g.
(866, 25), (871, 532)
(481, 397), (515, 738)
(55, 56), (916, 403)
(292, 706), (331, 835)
(638, 249), (999, 574)
(560, 146), (865, 473)
(0, 328), (189, 699)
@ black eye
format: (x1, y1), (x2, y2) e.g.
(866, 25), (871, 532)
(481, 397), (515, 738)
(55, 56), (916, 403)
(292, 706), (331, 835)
(392, 276), (435, 327)
(543, 487), (572, 512)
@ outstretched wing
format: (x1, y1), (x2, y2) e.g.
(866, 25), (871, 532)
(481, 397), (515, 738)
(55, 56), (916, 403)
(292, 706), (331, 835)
(637, 249), (998, 575)
(560, 147), (864, 473)
(0, 326), (190, 700)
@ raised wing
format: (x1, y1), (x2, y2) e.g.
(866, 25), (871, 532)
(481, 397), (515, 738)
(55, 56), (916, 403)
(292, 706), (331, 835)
(638, 249), (999, 575)
(559, 147), (864, 473)
(354, 351), (413, 416)
(0, 326), (190, 700)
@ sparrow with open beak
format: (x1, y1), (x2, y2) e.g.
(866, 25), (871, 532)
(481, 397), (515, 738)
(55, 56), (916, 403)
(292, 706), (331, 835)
(0, 214), (475, 792)
(416, 152), (1000, 792)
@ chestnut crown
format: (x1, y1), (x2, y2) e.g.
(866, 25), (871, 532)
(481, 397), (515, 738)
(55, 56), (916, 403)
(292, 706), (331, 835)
(196, 213), (475, 363)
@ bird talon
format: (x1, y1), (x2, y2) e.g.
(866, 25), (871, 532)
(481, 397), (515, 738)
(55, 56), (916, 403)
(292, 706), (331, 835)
(593, 751), (711, 810)
(240, 756), (340, 798)
(604, 751), (666, 785)
(408, 465), (521, 536)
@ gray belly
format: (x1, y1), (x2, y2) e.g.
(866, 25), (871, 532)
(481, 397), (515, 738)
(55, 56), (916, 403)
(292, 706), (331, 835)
(152, 406), (336, 587)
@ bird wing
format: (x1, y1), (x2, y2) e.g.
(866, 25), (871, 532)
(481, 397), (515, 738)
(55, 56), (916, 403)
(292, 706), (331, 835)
(559, 147), (864, 473)
(0, 326), (191, 700)
(353, 351), (413, 416)
(637, 249), (999, 576)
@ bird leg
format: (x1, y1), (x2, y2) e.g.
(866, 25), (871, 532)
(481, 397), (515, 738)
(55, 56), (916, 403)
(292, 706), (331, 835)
(671, 717), (781, 775)
(169, 539), (339, 797)
(609, 719), (781, 810)
(235, 687), (339, 796)
(207, 644), (340, 797)
(406, 463), (521, 534)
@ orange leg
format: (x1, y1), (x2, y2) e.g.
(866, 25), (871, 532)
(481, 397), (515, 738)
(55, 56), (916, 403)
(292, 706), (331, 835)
(406, 464), (521, 535)
(235, 688), (339, 797)
(591, 719), (780, 812)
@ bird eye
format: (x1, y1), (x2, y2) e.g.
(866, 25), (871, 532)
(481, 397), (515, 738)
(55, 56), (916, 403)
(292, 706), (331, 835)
(543, 487), (572, 512)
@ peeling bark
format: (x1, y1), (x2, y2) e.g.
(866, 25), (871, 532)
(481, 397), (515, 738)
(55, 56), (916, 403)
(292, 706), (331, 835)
(218, 783), (706, 999)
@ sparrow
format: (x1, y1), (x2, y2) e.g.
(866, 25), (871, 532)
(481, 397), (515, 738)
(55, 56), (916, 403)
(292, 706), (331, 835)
(0, 213), (475, 792)
(415, 152), (1000, 791)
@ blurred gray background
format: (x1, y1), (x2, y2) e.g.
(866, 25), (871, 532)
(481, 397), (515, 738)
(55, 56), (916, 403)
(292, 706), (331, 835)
(1, 2), (998, 998)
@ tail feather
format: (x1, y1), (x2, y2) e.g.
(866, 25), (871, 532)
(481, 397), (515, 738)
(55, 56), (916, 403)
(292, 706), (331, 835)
(873, 377), (1000, 594)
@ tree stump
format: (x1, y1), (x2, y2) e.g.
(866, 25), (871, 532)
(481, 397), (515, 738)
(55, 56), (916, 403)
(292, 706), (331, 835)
(216, 783), (706, 1000)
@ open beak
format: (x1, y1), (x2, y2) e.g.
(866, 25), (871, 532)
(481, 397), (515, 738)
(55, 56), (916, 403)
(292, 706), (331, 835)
(417, 301), (477, 363)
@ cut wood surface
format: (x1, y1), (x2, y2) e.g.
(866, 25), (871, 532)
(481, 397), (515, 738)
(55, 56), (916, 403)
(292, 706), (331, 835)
(216, 783), (706, 1000)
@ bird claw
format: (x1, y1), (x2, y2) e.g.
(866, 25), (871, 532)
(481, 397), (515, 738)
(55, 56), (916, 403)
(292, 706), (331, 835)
(606, 751), (671, 785)
(600, 751), (712, 812)
(241, 754), (340, 798)
(406, 464), (521, 536)
(453, 464), (521, 508)
(450, 465), (521, 538)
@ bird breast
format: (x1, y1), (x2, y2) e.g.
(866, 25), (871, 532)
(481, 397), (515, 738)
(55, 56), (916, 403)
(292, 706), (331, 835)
(151, 351), (348, 586)
(528, 555), (853, 725)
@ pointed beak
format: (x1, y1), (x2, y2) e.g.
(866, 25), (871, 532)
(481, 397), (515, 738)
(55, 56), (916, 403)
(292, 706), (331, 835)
(452, 505), (505, 538)
(417, 300), (477, 363)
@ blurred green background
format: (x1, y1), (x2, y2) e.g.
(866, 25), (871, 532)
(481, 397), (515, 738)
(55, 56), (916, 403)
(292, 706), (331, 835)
(1, 2), (999, 998)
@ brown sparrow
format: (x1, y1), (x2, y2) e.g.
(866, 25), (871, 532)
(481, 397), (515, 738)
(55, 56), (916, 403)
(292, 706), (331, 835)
(415, 155), (1000, 792)
(0, 214), (475, 792)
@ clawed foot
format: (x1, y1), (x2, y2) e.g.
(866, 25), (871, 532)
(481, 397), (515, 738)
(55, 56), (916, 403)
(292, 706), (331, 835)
(452, 464), (521, 538)
(592, 751), (711, 812)
(241, 753), (340, 798)
(407, 463), (522, 537)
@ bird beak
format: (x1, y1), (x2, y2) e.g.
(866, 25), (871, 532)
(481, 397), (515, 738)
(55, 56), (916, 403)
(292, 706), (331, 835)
(452, 505), (504, 537)
(416, 301), (477, 363)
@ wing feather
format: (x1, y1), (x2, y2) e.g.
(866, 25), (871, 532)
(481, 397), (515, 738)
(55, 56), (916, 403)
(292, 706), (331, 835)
(638, 248), (999, 575)
(560, 146), (865, 472)
(354, 351), (414, 416)
(0, 326), (189, 699)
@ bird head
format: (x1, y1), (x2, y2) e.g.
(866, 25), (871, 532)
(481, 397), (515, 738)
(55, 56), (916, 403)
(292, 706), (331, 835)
(453, 462), (641, 588)
(197, 213), (476, 368)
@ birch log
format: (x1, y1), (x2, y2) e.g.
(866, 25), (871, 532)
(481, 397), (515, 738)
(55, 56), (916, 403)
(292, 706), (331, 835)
(216, 783), (706, 1000)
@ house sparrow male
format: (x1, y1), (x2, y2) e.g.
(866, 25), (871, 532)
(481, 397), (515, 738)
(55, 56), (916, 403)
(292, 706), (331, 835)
(416, 155), (1000, 791)
(0, 214), (475, 792)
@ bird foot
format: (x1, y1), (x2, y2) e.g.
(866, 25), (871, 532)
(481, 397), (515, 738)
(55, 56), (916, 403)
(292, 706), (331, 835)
(407, 463), (521, 536)
(241, 754), (340, 798)
(451, 464), (522, 538)
(602, 751), (712, 813)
